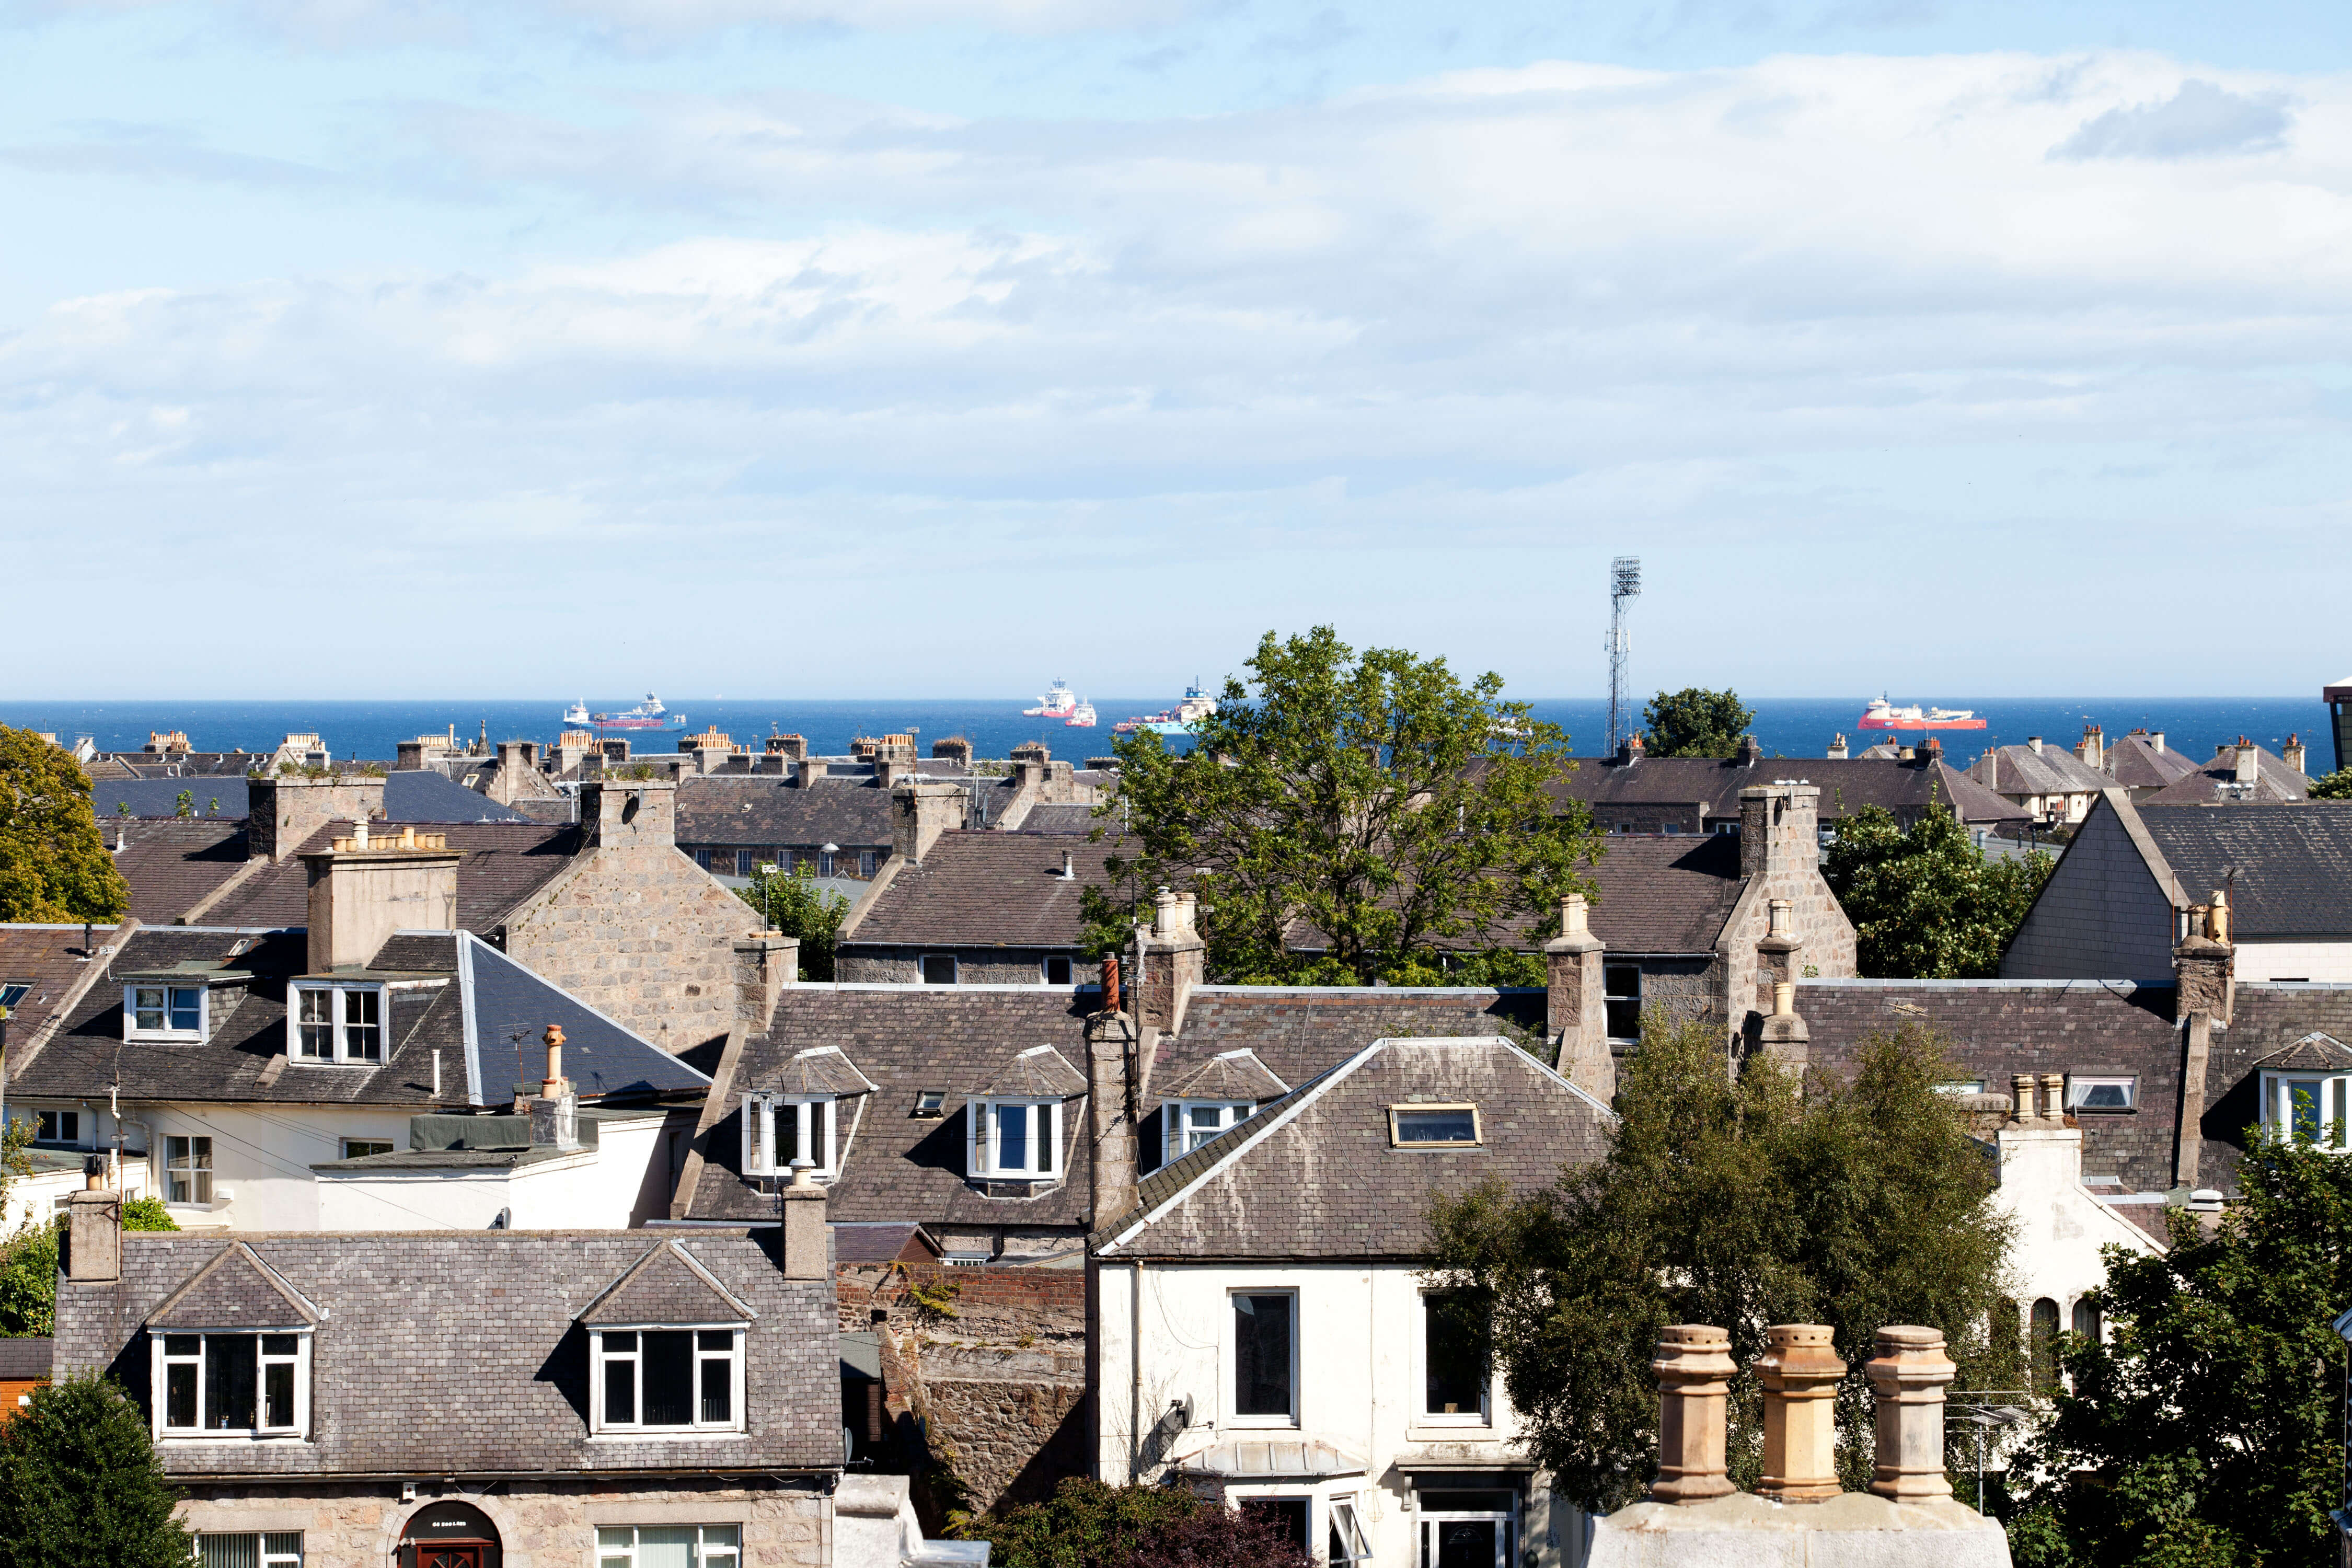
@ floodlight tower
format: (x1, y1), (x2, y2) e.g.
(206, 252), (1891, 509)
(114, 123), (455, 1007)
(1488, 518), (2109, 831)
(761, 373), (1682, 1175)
(1606, 557), (1642, 755)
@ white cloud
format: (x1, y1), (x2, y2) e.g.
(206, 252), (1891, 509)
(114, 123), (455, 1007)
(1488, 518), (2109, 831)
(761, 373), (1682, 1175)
(2052, 78), (2293, 160)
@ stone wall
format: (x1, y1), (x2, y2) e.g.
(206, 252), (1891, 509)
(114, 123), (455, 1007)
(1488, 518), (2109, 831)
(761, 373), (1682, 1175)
(840, 1263), (1089, 1521)
(177, 1475), (828, 1568)
(835, 948), (1074, 986)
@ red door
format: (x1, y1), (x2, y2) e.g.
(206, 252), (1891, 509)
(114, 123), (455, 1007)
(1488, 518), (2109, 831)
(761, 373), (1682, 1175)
(418, 1548), (482, 1568)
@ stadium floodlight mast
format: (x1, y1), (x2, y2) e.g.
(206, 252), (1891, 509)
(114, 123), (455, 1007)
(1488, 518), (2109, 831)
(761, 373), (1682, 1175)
(1606, 556), (1642, 755)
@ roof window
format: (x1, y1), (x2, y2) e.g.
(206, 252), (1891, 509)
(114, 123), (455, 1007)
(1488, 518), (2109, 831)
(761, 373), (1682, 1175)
(124, 983), (207, 1043)
(1389, 1104), (1481, 1148)
(912, 1089), (947, 1119)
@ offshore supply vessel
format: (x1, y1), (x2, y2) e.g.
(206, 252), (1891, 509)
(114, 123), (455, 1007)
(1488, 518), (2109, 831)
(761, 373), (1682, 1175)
(562, 694), (687, 731)
(1857, 696), (1987, 731)
(1113, 683), (1218, 736)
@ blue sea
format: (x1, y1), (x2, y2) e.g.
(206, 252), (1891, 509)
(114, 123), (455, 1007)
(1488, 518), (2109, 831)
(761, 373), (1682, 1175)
(0, 696), (2335, 773)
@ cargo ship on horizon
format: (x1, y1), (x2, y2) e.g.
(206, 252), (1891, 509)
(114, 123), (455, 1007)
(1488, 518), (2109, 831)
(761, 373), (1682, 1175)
(1113, 683), (1218, 736)
(1023, 681), (1079, 719)
(562, 694), (687, 731)
(1857, 695), (1987, 731)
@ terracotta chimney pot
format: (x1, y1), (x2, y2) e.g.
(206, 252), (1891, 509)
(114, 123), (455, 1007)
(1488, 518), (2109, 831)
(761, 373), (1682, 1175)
(1649, 1325), (1737, 1504)
(1864, 1326), (1956, 1501)
(1756, 1324), (1846, 1503)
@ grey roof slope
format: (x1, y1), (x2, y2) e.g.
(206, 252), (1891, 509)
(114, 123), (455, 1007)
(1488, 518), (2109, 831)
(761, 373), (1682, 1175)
(0, 925), (114, 1039)
(91, 773), (529, 824)
(148, 1243), (320, 1328)
(197, 822), (579, 932)
(2137, 745), (2312, 806)
(1013, 804), (1100, 835)
(1797, 978), (2184, 1194)
(2103, 734), (2200, 792)
(10, 926), (704, 1109)
(674, 776), (898, 847)
(842, 833), (1116, 950)
(0, 1339), (50, 1379)
(1548, 753), (2025, 826)
(577, 1238), (757, 1325)
(1162, 1050), (1289, 1102)
(54, 1231), (838, 1477)
(1969, 744), (2112, 799)
(1094, 1036), (1610, 1261)
(109, 821), (251, 925)
(2138, 803), (2352, 938)
(685, 986), (1100, 1228)
(2197, 987), (2352, 1194)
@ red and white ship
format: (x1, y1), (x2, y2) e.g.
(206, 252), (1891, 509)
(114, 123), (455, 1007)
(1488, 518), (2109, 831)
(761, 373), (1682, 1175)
(1023, 680), (1078, 719)
(563, 693), (686, 731)
(1858, 696), (1987, 732)
(1065, 701), (1097, 728)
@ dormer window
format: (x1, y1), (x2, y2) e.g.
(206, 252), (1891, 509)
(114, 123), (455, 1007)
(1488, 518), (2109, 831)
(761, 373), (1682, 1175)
(288, 985), (384, 1065)
(591, 1328), (745, 1434)
(1166, 1100), (1255, 1156)
(125, 984), (205, 1041)
(2262, 1071), (2350, 1151)
(153, 1330), (310, 1438)
(967, 1098), (1064, 1181)
(1390, 1104), (1482, 1148)
(741, 1094), (837, 1178)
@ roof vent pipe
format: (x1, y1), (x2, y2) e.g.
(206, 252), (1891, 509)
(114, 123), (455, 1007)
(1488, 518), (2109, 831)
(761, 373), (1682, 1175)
(1061, 850), (1075, 881)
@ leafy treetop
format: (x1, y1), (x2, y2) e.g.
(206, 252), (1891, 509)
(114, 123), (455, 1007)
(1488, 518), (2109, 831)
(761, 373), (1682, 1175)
(953, 1478), (1309, 1568)
(2308, 765), (2352, 800)
(1082, 627), (1602, 985)
(0, 1372), (193, 1568)
(732, 863), (851, 982)
(1641, 688), (1756, 758)
(0, 725), (127, 924)
(1822, 802), (2052, 977)
(1427, 1017), (2018, 1512)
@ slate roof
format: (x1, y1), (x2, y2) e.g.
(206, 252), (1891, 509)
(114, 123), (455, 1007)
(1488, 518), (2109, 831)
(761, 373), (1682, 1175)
(685, 986), (1100, 1229)
(1797, 978), (2186, 1194)
(147, 1243), (320, 1328)
(833, 1221), (936, 1264)
(9, 926), (706, 1109)
(577, 1238), (758, 1325)
(1968, 743), (2112, 800)
(0, 925), (111, 1040)
(110, 821), (252, 924)
(1093, 1036), (1611, 1261)
(1549, 753), (2024, 826)
(1161, 1049), (1290, 1102)
(54, 1231), (839, 1477)
(194, 822), (579, 932)
(841, 833), (1116, 950)
(979, 1045), (1088, 1098)
(91, 773), (529, 824)
(2136, 745), (2310, 806)
(0, 1339), (51, 1380)
(2196, 986), (2352, 1193)
(674, 776), (898, 848)
(2247, 1032), (2352, 1073)
(1014, 804), (1101, 835)
(2103, 734), (2201, 792)
(2138, 803), (2352, 938)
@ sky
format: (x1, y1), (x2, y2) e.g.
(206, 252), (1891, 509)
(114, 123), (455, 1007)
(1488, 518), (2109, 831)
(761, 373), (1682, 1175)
(2, 0), (2348, 699)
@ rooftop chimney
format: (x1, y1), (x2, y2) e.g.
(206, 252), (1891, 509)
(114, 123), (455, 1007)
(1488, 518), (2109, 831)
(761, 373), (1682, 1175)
(1086, 972), (1140, 1229)
(1547, 893), (1611, 1100)
(2077, 724), (2103, 771)
(2026, 736), (2043, 755)
(531, 1022), (580, 1151)
(1865, 1327), (1956, 1502)
(1650, 1326), (1737, 1504)
(1736, 734), (1763, 766)
(892, 780), (961, 866)
(2234, 738), (2259, 787)
(1738, 783), (1821, 886)
(581, 777), (678, 852)
(2150, 730), (2166, 754)
(1060, 849), (1076, 881)
(779, 1167), (828, 1280)
(1136, 887), (1205, 1041)
(931, 736), (973, 768)
(1919, 735), (1941, 761)
(767, 732), (809, 762)
(1618, 733), (1645, 766)
(1824, 733), (1849, 761)
(65, 1171), (121, 1284)
(248, 774), (389, 863)
(302, 827), (460, 974)
(2285, 733), (2307, 777)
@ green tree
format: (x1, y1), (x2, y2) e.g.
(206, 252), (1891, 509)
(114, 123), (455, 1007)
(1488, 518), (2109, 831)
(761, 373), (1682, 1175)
(0, 1200), (177, 1338)
(954, 1478), (1308, 1568)
(1083, 627), (1602, 984)
(733, 862), (851, 981)
(1427, 1018), (2017, 1512)
(2308, 766), (2352, 801)
(1641, 688), (1756, 758)
(2005, 1136), (2352, 1567)
(0, 726), (126, 924)
(1823, 803), (2053, 977)
(0, 1372), (192, 1567)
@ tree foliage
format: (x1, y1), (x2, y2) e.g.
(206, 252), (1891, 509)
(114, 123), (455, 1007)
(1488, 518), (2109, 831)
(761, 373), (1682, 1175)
(1641, 688), (1756, 758)
(733, 862), (851, 981)
(0, 1372), (192, 1568)
(1823, 803), (2053, 977)
(954, 1478), (1309, 1568)
(2308, 766), (2352, 801)
(2005, 1137), (2352, 1567)
(1426, 1018), (2018, 1512)
(0, 1200), (177, 1339)
(0, 726), (126, 924)
(1082, 627), (1601, 984)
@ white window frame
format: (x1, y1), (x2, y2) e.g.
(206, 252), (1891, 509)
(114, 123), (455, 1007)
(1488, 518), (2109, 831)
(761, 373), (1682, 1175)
(1602, 965), (1641, 1043)
(735, 849), (754, 877)
(124, 982), (206, 1042)
(594, 1523), (742, 1567)
(1164, 1099), (1255, 1156)
(739, 1093), (838, 1178)
(2065, 1076), (2137, 1114)
(966, 1098), (1065, 1181)
(165, 1135), (214, 1205)
(2261, 1071), (2352, 1151)
(919, 953), (958, 985)
(1227, 1288), (1300, 1429)
(859, 850), (878, 878)
(1328, 1496), (1372, 1565)
(1417, 1289), (1494, 1428)
(196, 1532), (305, 1568)
(589, 1325), (747, 1436)
(340, 1139), (395, 1159)
(1388, 1103), (1482, 1149)
(152, 1329), (313, 1440)
(286, 985), (385, 1065)
(1415, 1495), (1517, 1568)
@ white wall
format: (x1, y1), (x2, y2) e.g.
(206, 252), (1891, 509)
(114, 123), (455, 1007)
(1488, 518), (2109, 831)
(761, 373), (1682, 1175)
(139, 1104), (419, 1230)
(315, 1166), (523, 1230)
(2233, 943), (2352, 983)
(1994, 1124), (2161, 1333)
(314, 1116), (683, 1232)
(1095, 1260), (1579, 1567)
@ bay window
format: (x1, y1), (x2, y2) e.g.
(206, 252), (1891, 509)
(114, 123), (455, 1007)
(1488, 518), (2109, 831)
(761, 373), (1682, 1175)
(288, 986), (384, 1064)
(2262, 1071), (2351, 1151)
(966, 1098), (1063, 1181)
(154, 1330), (308, 1437)
(739, 1094), (837, 1178)
(592, 1328), (744, 1434)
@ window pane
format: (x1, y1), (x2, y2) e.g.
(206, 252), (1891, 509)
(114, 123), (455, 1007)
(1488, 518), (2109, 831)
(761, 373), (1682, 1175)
(777, 1101), (800, 1167)
(199, 1536), (262, 1568)
(1431, 1519), (1500, 1568)
(2291, 1080), (2324, 1144)
(264, 1361), (295, 1428)
(261, 1533), (303, 1568)
(297, 989), (333, 1056)
(2336, 1079), (2348, 1148)
(1425, 1292), (1492, 1415)
(2071, 1300), (2101, 1340)
(167, 1362), (198, 1427)
(344, 990), (381, 1061)
(1241, 1500), (1310, 1553)
(634, 1526), (697, 1568)
(997, 1105), (1030, 1171)
(1234, 1294), (1294, 1416)
(598, 1529), (634, 1549)
(2030, 1298), (2061, 1392)
(699, 1348), (732, 1425)
(134, 987), (166, 1030)
(1039, 1104), (1053, 1173)
(206, 1334), (258, 1429)
(642, 1331), (694, 1425)
(262, 1334), (298, 1356)
(2076, 1081), (2131, 1110)
(1189, 1105), (1221, 1127)
(603, 1344), (637, 1425)
(1397, 1108), (1478, 1145)
(170, 987), (203, 1031)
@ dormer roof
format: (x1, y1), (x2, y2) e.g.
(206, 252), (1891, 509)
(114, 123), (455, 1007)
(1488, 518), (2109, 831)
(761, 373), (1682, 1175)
(978, 1044), (1087, 1099)
(2249, 1032), (2352, 1074)
(577, 1239), (758, 1327)
(1161, 1048), (1289, 1103)
(147, 1241), (320, 1329)
(769, 1046), (878, 1097)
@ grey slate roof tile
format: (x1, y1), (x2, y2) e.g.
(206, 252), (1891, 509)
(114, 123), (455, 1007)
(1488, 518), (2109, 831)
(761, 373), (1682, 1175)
(674, 776), (897, 849)
(578, 1239), (759, 1325)
(2138, 803), (2352, 937)
(147, 1243), (320, 1328)
(1550, 754), (2025, 826)
(842, 833), (1116, 950)
(91, 773), (531, 825)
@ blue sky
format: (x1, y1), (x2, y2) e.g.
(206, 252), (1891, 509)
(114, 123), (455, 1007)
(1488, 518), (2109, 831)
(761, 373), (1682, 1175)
(3, 0), (2348, 698)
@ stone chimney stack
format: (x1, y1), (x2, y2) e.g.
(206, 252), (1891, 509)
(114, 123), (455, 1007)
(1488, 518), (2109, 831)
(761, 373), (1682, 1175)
(65, 1168), (121, 1284)
(931, 736), (974, 768)
(795, 757), (825, 789)
(2285, 733), (2307, 776)
(892, 780), (961, 867)
(1919, 735), (1941, 764)
(1825, 733), (1849, 761)
(302, 825), (460, 974)
(779, 1170), (828, 1279)
(531, 1023), (581, 1151)
(1738, 783), (1821, 884)
(1736, 734), (1763, 766)
(2233, 738), (2260, 787)
(1864, 1327), (1956, 1502)
(733, 933), (800, 1033)
(248, 774), (388, 863)
(1086, 972), (1141, 1229)
(2076, 724), (2104, 771)
(2150, 730), (2166, 754)
(554, 731), (597, 776)
(1650, 1327), (1737, 1504)
(766, 732), (809, 763)
(1136, 889), (1205, 1044)
(1757, 979), (1810, 1069)
(581, 778), (678, 852)
(1617, 733), (1645, 766)
(2172, 893), (2236, 1189)
(1547, 893), (1611, 1101)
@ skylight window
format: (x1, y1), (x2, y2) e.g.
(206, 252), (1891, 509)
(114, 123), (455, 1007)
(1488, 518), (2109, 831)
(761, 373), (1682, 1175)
(1389, 1104), (1481, 1148)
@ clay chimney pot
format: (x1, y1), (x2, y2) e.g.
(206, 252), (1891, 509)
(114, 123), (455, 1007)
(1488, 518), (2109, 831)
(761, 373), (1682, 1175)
(1648, 1325), (1737, 1504)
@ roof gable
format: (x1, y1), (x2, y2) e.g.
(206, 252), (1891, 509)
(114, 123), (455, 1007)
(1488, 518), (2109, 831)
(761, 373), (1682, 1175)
(979, 1044), (1088, 1098)
(772, 1045), (879, 1096)
(2249, 1032), (2352, 1073)
(1163, 1048), (1290, 1102)
(578, 1239), (758, 1325)
(148, 1242), (320, 1329)
(459, 934), (710, 1104)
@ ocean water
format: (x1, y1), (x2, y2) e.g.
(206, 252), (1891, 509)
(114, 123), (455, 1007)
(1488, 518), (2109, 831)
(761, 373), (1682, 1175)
(0, 696), (2335, 773)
